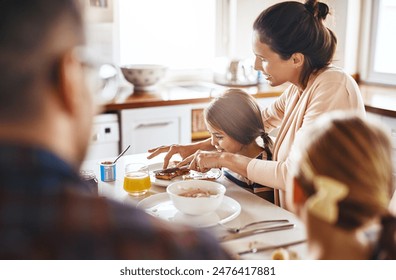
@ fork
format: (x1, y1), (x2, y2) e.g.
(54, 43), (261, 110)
(218, 219), (289, 233)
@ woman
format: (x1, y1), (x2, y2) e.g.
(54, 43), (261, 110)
(203, 89), (274, 202)
(148, 0), (365, 206)
(287, 112), (396, 259)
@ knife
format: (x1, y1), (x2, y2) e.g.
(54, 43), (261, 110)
(237, 239), (307, 256)
(219, 223), (295, 242)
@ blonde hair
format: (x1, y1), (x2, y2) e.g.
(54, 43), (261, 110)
(204, 89), (272, 158)
(291, 112), (393, 230)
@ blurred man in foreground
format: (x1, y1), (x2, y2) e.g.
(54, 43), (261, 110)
(0, 0), (230, 259)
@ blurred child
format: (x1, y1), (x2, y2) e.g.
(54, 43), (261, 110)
(287, 112), (396, 259)
(204, 89), (274, 202)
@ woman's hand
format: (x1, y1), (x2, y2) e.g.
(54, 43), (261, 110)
(181, 150), (251, 178)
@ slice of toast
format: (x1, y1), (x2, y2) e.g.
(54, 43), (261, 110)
(154, 167), (190, 180)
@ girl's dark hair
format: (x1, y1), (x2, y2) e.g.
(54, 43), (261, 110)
(204, 89), (273, 159)
(253, 0), (337, 89)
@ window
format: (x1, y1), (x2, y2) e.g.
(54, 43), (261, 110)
(115, 0), (227, 80)
(113, 0), (277, 82)
(365, 0), (396, 85)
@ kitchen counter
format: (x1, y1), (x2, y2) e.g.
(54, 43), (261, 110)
(105, 82), (396, 118)
(104, 82), (286, 111)
(360, 84), (396, 118)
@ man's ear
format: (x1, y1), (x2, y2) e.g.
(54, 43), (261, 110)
(57, 49), (83, 114)
(291, 53), (304, 68)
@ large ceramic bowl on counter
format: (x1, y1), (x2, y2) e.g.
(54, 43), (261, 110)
(120, 64), (167, 91)
(167, 180), (226, 216)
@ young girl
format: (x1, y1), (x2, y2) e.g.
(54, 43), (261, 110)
(204, 88), (274, 202)
(287, 112), (396, 259)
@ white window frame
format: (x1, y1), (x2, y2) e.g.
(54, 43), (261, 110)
(360, 0), (396, 86)
(112, 0), (233, 82)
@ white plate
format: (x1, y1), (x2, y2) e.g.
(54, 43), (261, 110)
(148, 162), (222, 187)
(137, 193), (241, 228)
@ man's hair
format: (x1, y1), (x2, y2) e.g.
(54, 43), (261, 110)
(0, 0), (83, 121)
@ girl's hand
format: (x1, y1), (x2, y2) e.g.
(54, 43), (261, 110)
(185, 150), (224, 173)
(147, 144), (190, 169)
(147, 138), (214, 169)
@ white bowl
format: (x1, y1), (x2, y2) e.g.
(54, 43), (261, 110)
(167, 180), (226, 216)
(120, 64), (167, 91)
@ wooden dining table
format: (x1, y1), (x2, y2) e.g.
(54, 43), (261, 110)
(81, 152), (308, 260)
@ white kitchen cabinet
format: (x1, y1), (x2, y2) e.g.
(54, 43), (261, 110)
(85, 113), (120, 161)
(120, 105), (191, 154)
(381, 116), (396, 150)
(366, 112), (382, 123)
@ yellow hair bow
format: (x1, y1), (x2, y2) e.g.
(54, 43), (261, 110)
(306, 176), (349, 224)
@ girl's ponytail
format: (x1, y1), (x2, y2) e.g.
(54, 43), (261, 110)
(261, 131), (273, 161)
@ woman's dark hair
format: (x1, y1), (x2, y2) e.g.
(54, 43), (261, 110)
(204, 89), (273, 159)
(253, 0), (337, 89)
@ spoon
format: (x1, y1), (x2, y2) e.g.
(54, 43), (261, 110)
(219, 219), (289, 233)
(113, 145), (131, 164)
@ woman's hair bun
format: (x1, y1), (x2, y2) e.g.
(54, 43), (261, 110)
(304, 0), (330, 20)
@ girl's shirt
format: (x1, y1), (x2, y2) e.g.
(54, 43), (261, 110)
(223, 150), (275, 203)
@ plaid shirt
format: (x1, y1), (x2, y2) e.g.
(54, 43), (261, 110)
(0, 144), (230, 259)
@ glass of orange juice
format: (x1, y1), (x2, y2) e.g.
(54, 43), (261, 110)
(123, 163), (151, 196)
